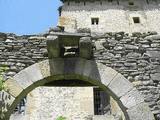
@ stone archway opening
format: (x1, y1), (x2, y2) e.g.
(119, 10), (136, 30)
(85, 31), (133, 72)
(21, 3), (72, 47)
(1, 58), (155, 120)
(10, 78), (125, 120)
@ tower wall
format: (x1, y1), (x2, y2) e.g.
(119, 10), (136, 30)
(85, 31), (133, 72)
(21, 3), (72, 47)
(59, 0), (160, 33)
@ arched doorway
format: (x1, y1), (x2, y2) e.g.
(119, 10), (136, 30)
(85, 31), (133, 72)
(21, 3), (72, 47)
(0, 58), (155, 120)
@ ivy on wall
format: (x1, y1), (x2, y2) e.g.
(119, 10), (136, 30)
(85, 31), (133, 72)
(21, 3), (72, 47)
(0, 67), (8, 91)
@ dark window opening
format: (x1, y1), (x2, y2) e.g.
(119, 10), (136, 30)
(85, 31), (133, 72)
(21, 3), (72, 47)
(117, 0), (119, 5)
(94, 88), (110, 115)
(91, 18), (99, 25)
(100, 1), (102, 5)
(108, 0), (113, 2)
(133, 17), (140, 24)
(67, 2), (70, 6)
(129, 1), (134, 5)
(84, 2), (86, 5)
(146, 0), (149, 4)
(75, 1), (80, 4)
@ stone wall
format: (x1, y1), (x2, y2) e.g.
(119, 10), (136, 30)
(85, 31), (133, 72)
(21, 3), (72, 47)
(59, 0), (160, 34)
(25, 87), (94, 120)
(93, 31), (160, 118)
(0, 31), (160, 119)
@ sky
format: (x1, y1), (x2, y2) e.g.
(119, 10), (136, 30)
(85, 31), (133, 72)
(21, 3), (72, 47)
(0, 0), (61, 35)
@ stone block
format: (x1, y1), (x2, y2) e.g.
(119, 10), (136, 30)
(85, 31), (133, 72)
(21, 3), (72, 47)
(145, 35), (160, 40)
(13, 64), (43, 89)
(127, 102), (155, 120)
(13, 71), (33, 90)
(151, 73), (160, 81)
(82, 60), (101, 84)
(49, 58), (64, 76)
(79, 37), (92, 59)
(108, 73), (133, 98)
(47, 36), (60, 58)
(146, 51), (160, 58)
(38, 60), (51, 78)
(120, 88), (144, 109)
(96, 63), (118, 86)
(4, 78), (23, 98)
(64, 58), (86, 77)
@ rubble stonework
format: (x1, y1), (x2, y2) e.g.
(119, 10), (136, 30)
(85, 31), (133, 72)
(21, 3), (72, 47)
(0, 31), (160, 119)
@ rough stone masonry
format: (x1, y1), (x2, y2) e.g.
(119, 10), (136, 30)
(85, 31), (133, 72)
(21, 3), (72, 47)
(0, 31), (160, 119)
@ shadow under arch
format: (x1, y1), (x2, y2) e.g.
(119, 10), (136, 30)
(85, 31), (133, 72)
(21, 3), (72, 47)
(1, 58), (155, 120)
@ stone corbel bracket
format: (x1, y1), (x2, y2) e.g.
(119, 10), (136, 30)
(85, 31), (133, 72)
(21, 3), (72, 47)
(47, 32), (92, 59)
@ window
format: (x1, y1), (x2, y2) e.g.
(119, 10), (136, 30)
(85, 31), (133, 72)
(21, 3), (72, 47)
(108, 0), (113, 2)
(84, 2), (86, 6)
(91, 18), (99, 25)
(100, 1), (102, 5)
(75, 1), (80, 4)
(129, 1), (134, 5)
(94, 88), (110, 115)
(133, 17), (140, 24)
(67, 2), (70, 6)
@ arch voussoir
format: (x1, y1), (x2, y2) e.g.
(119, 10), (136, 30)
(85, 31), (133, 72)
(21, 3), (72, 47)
(120, 88), (144, 109)
(96, 63), (118, 86)
(108, 73), (134, 98)
(127, 102), (155, 120)
(4, 78), (23, 98)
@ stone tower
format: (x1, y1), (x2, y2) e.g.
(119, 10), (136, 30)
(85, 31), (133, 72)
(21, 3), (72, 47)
(58, 0), (160, 33)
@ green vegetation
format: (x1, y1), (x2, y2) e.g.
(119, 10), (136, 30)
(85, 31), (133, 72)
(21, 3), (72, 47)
(56, 116), (66, 120)
(0, 67), (8, 91)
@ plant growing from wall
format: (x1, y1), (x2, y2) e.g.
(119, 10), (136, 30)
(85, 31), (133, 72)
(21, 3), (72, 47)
(0, 66), (8, 91)
(56, 116), (66, 120)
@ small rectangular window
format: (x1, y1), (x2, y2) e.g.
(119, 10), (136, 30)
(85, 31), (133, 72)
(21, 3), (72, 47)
(94, 88), (110, 115)
(129, 1), (134, 5)
(100, 1), (102, 5)
(133, 17), (140, 24)
(91, 18), (99, 25)
(108, 0), (113, 2)
(146, 0), (149, 4)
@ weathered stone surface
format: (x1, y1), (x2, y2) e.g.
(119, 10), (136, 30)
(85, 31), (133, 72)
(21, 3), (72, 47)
(38, 60), (51, 78)
(49, 58), (64, 76)
(0, 90), (15, 120)
(25, 87), (94, 120)
(146, 51), (160, 58)
(82, 60), (101, 83)
(108, 73), (133, 98)
(145, 35), (160, 40)
(97, 63), (118, 86)
(63, 58), (86, 79)
(120, 88), (144, 109)
(47, 35), (60, 58)
(79, 37), (92, 59)
(13, 70), (34, 89)
(4, 78), (23, 98)
(12, 64), (43, 89)
(127, 102), (155, 120)
(151, 73), (160, 81)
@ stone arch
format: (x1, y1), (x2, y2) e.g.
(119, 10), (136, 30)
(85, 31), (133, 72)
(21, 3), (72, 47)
(0, 58), (155, 120)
